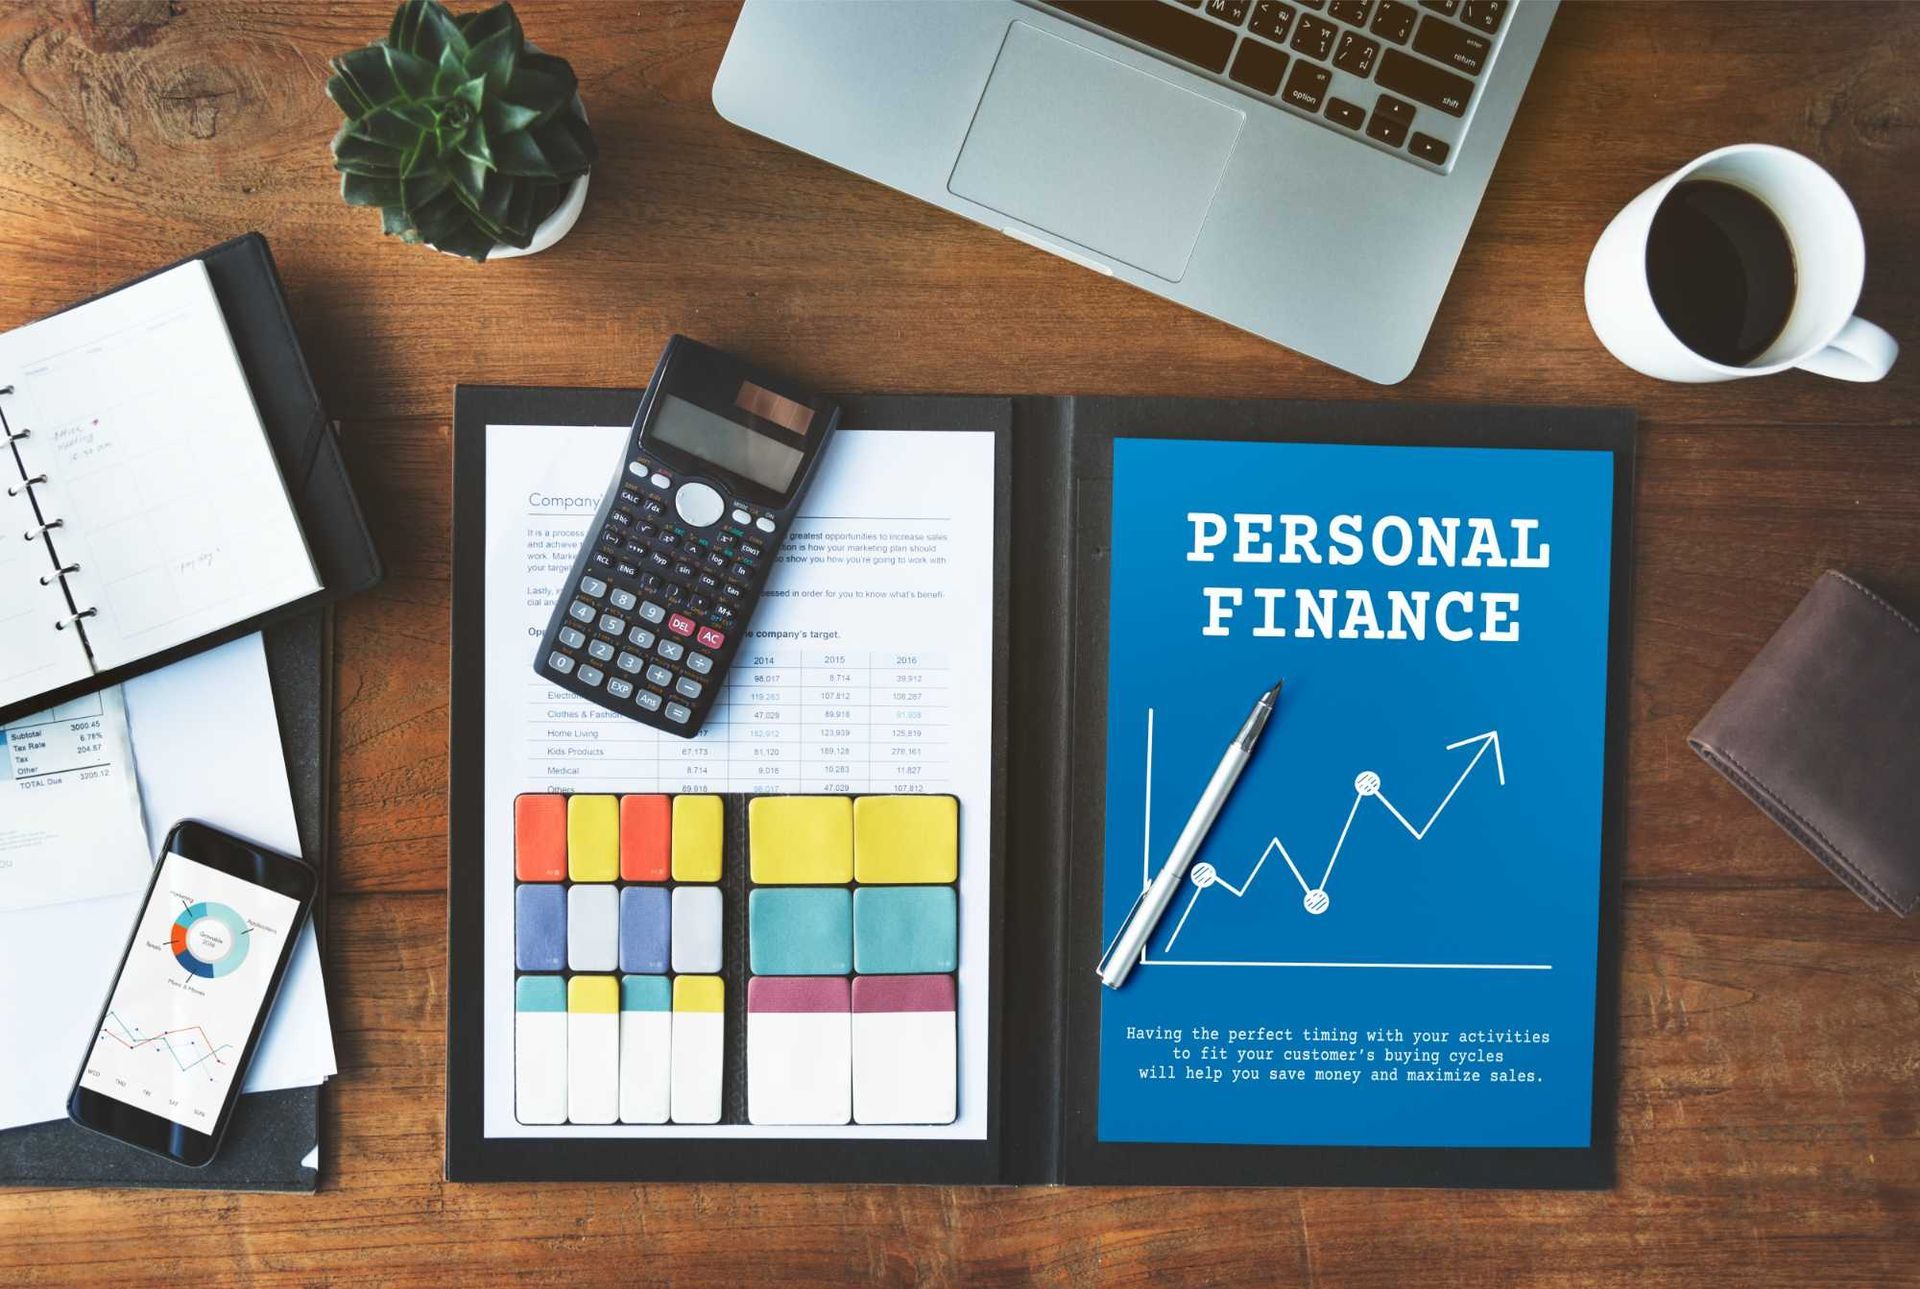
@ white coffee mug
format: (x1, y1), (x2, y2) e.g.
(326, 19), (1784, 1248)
(1585, 144), (1897, 383)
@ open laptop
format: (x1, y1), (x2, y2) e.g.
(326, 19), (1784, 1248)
(713, 0), (1556, 384)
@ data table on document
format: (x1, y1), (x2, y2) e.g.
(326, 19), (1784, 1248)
(523, 645), (951, 794)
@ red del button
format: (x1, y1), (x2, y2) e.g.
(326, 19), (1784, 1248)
(666, 613), (696, 637)
(696, 626), (725, 650)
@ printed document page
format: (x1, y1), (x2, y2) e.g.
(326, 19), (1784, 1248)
(480, 424), (996, 1139)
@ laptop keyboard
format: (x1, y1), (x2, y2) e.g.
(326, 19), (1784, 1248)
(1037, 0), (1514, 172)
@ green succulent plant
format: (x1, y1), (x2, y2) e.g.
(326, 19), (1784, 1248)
(327, 0), (595, 261)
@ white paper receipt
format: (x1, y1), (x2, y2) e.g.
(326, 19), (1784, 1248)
(0, 688), (149, 911)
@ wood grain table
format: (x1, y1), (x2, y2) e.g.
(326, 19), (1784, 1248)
(2, 1), (1916, 1283)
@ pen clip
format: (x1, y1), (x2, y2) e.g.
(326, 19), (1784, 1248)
(1096, 885), (1155, 979)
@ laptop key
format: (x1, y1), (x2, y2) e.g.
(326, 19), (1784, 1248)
(1205, 0), (1251, 24)
(1366, 106), (1410, 147)
(1369, 0), (1416, 42)
(1328, 0), (1371, 23)
(1324, 97), (1366, 129)
(1460, 0), (1505, 33)
(1332, 30), (1379, 77)
(1373, 92), (1414, 123)
(1249, 0), (1296, 42)
(1419, 0), (1458, 12)
(1282, 60), (1331, 112)
(1046, 0), (1237, 73)
(1228, 39), (1290, 94)
(1290, 13), (1336, 59)
(1377, 47), (1472, 115)
(1412, 13), (1490, 73)
(1409, 131), (1451, 164)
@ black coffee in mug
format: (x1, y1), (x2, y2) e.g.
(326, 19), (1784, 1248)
(1644, 179), (1798, 367)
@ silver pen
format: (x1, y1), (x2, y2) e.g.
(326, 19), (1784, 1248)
(1097, 679), (1283, 990)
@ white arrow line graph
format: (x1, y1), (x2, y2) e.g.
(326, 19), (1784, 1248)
(1161, 728), (1505, 950)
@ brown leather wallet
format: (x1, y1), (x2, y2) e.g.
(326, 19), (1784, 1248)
(1689, 571), (1920, 916)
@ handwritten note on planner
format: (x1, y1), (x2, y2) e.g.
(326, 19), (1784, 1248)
(480, 424), (996, 1140)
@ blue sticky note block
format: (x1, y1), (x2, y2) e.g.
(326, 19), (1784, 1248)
(515, 884), (566, 972)
(517, 975), (567, 1011)
(853, 885), (957, 974)
(619, 886), (671, 974)
(749, 888), (852, 975)
(621, 975), (671, 1012)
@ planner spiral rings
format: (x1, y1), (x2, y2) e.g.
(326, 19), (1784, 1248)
(0, 389), (95, 633)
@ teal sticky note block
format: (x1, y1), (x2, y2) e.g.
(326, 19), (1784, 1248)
(853, 885), (958, 974)
(516, 975), (567, 1012)
(749, 888), (853, 975)
(621, 974), (671, 1012)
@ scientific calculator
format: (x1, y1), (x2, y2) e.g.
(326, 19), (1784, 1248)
(534, 336), (841, 736)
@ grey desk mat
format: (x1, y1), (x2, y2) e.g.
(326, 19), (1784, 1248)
(0, 612), (331, 1192)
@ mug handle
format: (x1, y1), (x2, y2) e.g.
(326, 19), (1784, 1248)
(1795, 316), (1899, 382)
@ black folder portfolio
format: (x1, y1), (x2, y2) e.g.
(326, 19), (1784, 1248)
(445, 387), (1635, 1189)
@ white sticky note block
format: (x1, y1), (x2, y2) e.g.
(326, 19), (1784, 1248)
(514, 978), (567, 1125)
(852, 976), (956, 1125)
(747, 977), (851, 1126)
(671, 885), (723, 974)
(619, 977), (672, 1125)
(670, 976), (724, 1124)
(566, 977), (620, 1125)
(567, 883), (619, 973)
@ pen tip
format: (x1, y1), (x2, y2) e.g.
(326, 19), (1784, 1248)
(1264, 679), (1284, 702)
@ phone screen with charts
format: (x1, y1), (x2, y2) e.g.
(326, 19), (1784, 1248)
(69, 822), (314, 1166)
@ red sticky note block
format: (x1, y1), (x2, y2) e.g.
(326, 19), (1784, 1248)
(515, 794), (567, 881)
(621, 794), (672, 882)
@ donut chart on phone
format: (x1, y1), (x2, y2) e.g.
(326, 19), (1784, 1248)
(171, 901), (251, 979)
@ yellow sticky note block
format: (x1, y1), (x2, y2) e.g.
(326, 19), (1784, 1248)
(749, 795), (853, 884)
(568, 975), (619, 1014)
(567, 794), (620, 881)
(673, 975), (725, 1013)
(671, 795), (724, 882)
(854, 795), (959, 884)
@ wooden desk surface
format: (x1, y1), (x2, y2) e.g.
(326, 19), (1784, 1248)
(2, 1), (1915, 1283)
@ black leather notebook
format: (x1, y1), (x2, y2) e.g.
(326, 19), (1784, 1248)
(0, 611), (332, 1192)
(0, 233), (380, 726)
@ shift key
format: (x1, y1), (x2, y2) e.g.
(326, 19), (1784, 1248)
(1375, 47), (1473, 115)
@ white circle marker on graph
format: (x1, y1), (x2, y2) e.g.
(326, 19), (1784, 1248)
(1190, 862), (1218, 889)
(1303, 890), (1331, 915)
(1354, 771), (1381, 796)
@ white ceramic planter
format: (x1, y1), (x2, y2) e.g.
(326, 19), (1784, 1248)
(489, 168), (589, 260)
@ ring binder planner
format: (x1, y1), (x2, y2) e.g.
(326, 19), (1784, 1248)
(0, 236), (386, 723)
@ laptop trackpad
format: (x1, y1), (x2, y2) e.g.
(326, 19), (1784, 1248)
(948, 22), (1243, 282)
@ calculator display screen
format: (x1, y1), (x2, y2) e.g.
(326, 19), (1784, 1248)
(651, 394), (806, 493)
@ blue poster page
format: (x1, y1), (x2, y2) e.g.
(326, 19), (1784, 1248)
(1098, 437), (1616, 1148)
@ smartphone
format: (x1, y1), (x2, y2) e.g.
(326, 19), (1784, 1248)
(67, 820), (317, 1166)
